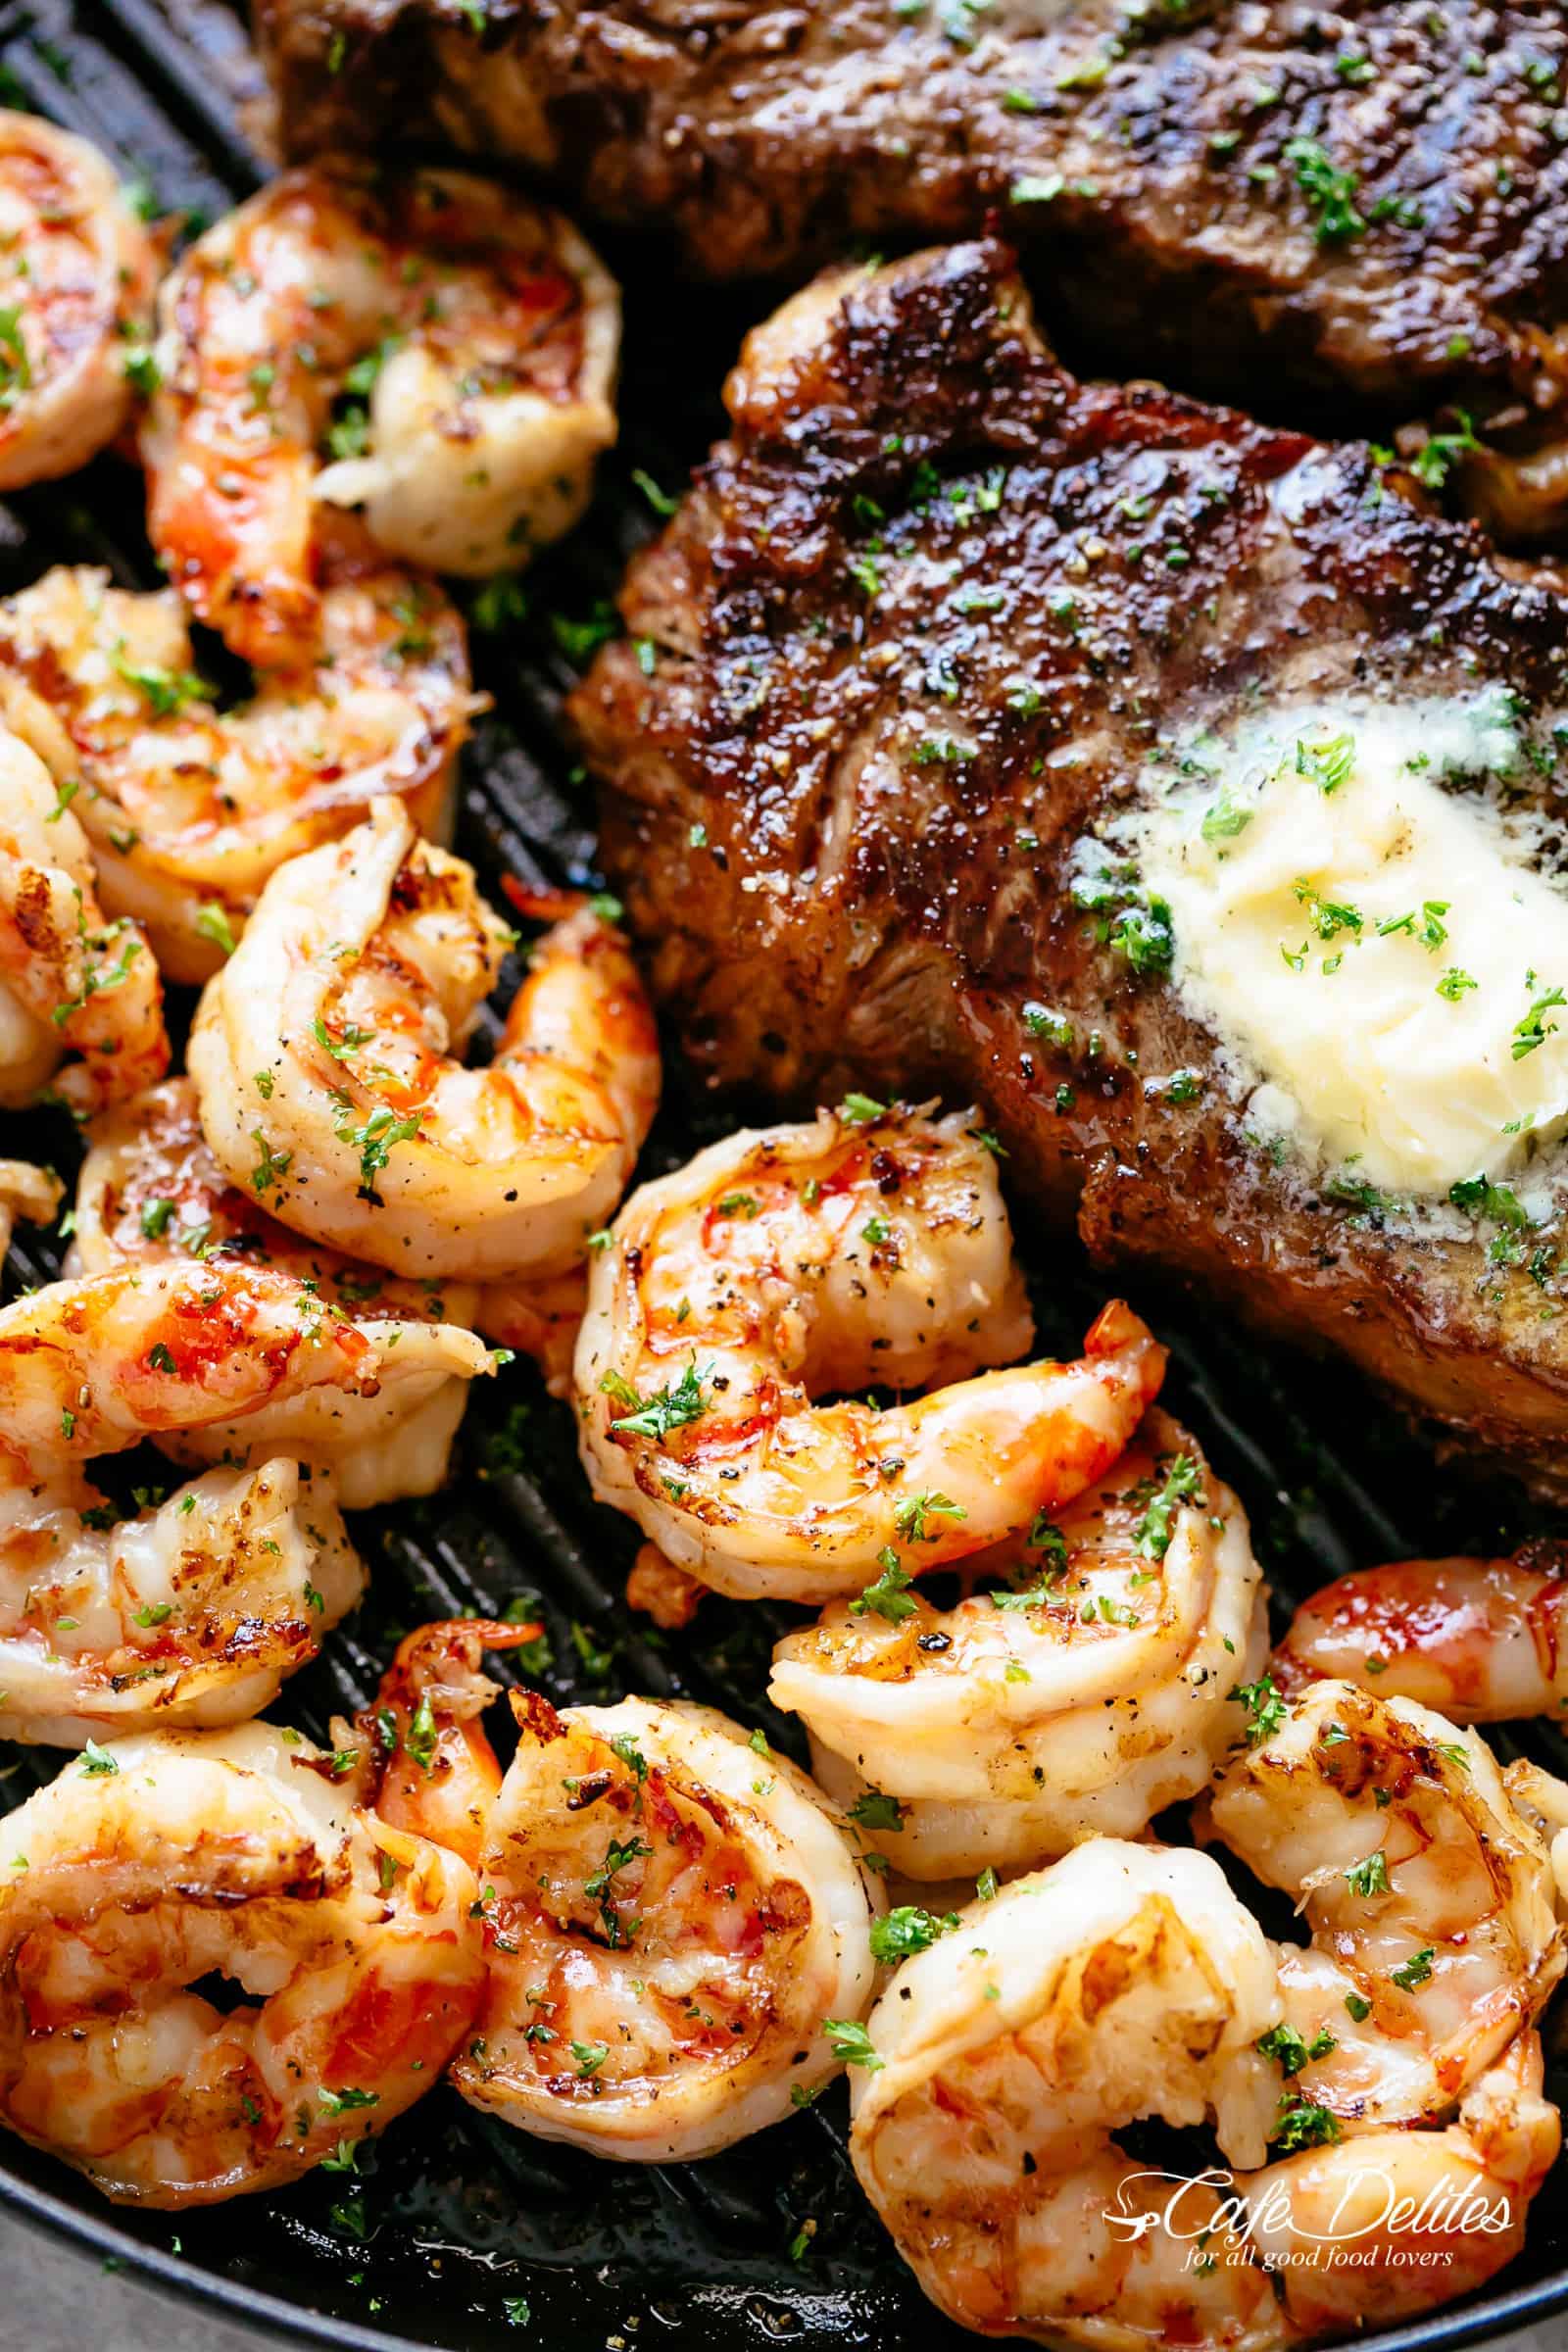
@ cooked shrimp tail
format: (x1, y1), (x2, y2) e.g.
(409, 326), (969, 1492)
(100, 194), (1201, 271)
(0, 1157), (63, 1256)
(1275, 1547), (1568, 1722)
(349, 1617), (543, 1868)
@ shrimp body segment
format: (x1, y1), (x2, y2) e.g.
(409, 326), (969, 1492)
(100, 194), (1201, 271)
(1275, 1549), (1568, 1722)
(143, 160), (619, 665)
(0, 1723), (483, 2204)
(189, 799), (660, 1281)
(0, 114), (157, 490)
(450, 1694), (884, 2161)
(850, 1838), (1560, 2349)
(1207, 1680), (1564, 2156)
(0, 542), (470, 984)
(774, 1412), (1268, 1878)
(575, 1107), (1165, 1603)
(72, 1077), (484, 1507)
(0, 722), (168, 1111)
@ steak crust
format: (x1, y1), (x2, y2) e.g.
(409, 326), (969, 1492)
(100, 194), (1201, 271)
(567, 239), (1568, 1486)
(257, 1), (1568, 520)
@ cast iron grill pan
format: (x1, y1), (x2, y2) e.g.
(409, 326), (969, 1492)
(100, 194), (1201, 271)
(0, 5), (1565, 2347)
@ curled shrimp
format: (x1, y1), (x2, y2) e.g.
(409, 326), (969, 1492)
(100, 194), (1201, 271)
(0, 1721), (483, 2204)
(189, 798), (661, 1281)
(773, 1411), (1269, 1879)
(447, 1693), (883, 2161)
(1205, 1680), (1563, 2152)
(70, 1076), (488, 1505)
(1274, 1547), (1568, 1723)
(0, 530), (471, 983)
(341, 1617), (543, 1872)
(849, 1838), (1558, 2350)
(574, 1106), (1165, 1603)
(0, 720), (169, 1110)
(0, 113), (157, 489)
(143, 158), (618, 666)
(0, 1258), (406, 1741)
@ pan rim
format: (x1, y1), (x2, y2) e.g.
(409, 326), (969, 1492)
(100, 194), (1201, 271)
(6, 2157), (1568, 2352)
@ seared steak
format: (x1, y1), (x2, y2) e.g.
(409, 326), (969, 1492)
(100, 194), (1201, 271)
(568, 239), (1568, 1488)
(257, 1), (1568, 527)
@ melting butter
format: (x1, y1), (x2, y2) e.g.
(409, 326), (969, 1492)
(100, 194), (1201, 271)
(1137, 694), (1568, 1195)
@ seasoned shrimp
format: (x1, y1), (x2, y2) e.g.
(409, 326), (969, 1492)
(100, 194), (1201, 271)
(190, 800), (661, 1280)
(446, 1694), (883, 2161)
(0, 720), (168, 1110)
(143, 159), (618, 665)
(342, 1617), (543, 1872)
(849, 1838), (1557, 2350)
(1206, 1680), (1563, 2150)
(0, 530), (471, 983)
(1275, 1547), (1568, 1723)
(0, 1258), (416, 1741)
(1243, 2031), (1559, 2344)
(575, 1106), (1165, 1603)
(0, 1256), (492, 1738)
(0, 1721), (483, 2203)
(773, 1412), (1268, 1879)
(0, 113), (157, 489)
(0, 1156), (62, 1256)
(70, 1077), (486, 1504)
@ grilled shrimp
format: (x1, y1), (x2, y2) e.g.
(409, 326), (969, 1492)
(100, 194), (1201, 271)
(143, 159), (618, 666)
(447, 1693), (883, 2161)
(0, 720), (168, 1110)
(849, 1838), (1558, 2350)
(773, 1411), (1268, 1879)
(1275, 1548), (1568, 1722)
(0, 532), (470, 983)
(0, 1258), (413, 1741)
(0, 113), (157, 489)
(0, 1721), (483, 2204)
(189, 800), (661, 1281)
(575, 1107), (1165, 1603)
(70, 1077), (486, 1505)
(1206, 1681), (1563, 2150)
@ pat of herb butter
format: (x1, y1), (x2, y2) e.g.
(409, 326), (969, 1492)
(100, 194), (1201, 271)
(1137, 695), (1568, 1194)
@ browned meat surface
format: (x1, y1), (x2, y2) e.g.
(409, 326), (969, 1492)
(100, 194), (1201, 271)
(257, 1), (1568, 526)
(567, 238), (1568, 1488)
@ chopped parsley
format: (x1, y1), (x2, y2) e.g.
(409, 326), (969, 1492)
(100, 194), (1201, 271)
(869, 1907), (959, 1964)
(607, 1358), (710, 1444)
(823, 2019), (884, 2071)
(850, 1550), (918, 1623)
(1229, 1673), (1286, 1745)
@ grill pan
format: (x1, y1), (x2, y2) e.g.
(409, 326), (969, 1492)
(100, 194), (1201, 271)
(2, 4), (1568, 2345)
